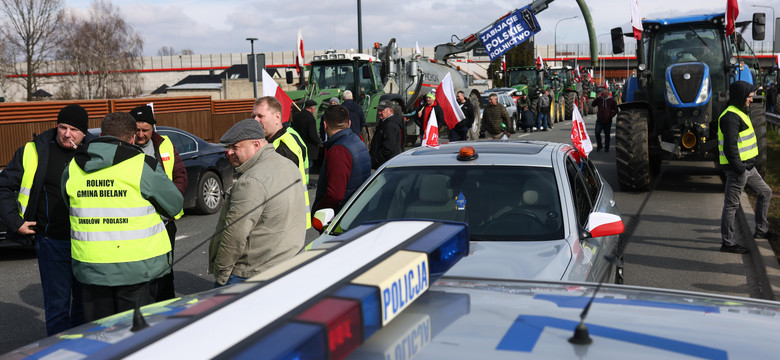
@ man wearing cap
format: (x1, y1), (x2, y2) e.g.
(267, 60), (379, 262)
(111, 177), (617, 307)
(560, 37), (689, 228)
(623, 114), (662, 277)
(292, 99), (323, 186)
(342, 90), (366, 138)
(313, 105), (371, 214)
(209, 119), (305, 286)
(129, 105), (187, 301)
(252, 96), (311, 228)
(320, 97), (341, 142)
(370, 100), (404, 169)
(0, 104), (95, 335)
(62, 112), (182, 321)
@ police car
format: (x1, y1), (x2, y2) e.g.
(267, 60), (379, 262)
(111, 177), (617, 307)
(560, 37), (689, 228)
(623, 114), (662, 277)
(3, 220), (780, 359)
(310, 141), (625, 284)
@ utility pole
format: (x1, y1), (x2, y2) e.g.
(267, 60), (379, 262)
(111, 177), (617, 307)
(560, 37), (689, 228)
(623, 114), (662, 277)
(246, 37), (258, 98)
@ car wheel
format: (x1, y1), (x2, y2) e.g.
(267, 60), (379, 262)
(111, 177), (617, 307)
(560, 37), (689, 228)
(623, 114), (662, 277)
(195, 171), (223, 214)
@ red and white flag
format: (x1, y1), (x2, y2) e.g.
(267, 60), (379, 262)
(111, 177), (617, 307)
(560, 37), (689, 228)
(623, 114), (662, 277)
(262, 69), (294, 124)
(631, 0), (643, 40)
(435, 73), (465, 130)
(726, 0), (738, 36)
(571, 104), (593, 157)
(422, 107), (440, 148)
(536, 54), (543, 69)
(295, 27), (304, 73)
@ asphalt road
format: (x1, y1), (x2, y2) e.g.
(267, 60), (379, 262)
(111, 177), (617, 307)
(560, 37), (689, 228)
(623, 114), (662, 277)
(0, 114), (762, 353)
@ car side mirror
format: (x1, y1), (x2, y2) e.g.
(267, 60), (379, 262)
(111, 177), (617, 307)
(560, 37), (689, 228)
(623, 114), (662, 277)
(611, 27), (625, 54)
(582, 212), (625, 239)
(312, 208), (335, 233)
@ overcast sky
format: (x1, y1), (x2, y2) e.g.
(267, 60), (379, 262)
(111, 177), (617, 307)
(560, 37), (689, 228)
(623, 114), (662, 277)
(67, 0), (777, 57)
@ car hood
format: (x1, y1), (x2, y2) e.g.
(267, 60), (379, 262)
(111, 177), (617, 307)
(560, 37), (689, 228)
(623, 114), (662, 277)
(310, 234), (573, 281)
(444, 240), (573, 281)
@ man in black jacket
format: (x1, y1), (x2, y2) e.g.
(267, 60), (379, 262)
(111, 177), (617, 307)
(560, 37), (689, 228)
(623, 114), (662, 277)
(450, 91), (474, 141)
(0, 105), (95, 335)
(370, 100), (404, 169)
(292, 100), (323, 184)
(591, 90), (619, 152)
(718, 81), (773, 254)
(342, 90), (366, 139)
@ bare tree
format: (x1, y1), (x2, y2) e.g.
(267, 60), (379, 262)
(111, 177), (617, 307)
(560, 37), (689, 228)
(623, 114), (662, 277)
(180, 48), (194, 55)
(56, 0), (143, 99)
(0, 0), (64, 101)
(157, 45), (176, 56)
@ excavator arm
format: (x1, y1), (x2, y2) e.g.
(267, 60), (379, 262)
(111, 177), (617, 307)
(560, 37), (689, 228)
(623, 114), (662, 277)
(433, 0), (598, 65)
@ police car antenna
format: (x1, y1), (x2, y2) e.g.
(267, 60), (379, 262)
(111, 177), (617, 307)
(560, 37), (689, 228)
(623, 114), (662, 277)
(568, 253), (620, 345)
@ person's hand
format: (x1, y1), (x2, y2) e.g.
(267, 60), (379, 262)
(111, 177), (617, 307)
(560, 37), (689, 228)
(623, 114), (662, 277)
(17, 221), (36, 235)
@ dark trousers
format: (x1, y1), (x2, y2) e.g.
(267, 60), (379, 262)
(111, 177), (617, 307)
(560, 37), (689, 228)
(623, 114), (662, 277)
(82, 280), (157, 322)
(595, 121), (612, 149)
(155, 221), (177, 301)
(449, 127), (468, 142)
(36, 234), (85, 335)
(721, 167), (772, 245)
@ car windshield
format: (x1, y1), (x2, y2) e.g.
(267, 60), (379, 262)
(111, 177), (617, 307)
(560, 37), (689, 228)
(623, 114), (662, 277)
(330, 166), (564, 241)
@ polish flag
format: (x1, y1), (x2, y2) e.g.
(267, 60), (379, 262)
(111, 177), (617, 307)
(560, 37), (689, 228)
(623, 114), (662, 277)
(587, 212), (625, 238)
(726, 0), (738, 36)
(631, 0), (643, 40)
(422, 107), (440, 148)
(262, 69), (294, 124)
(435, 73), (465, 130)
(296, 27), (304, 73)
(571, 104), (593, 157)
(536, 54), (543, 69)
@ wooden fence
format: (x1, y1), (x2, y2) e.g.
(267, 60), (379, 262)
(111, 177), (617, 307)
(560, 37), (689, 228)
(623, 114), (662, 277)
(0, 96), (254, 167)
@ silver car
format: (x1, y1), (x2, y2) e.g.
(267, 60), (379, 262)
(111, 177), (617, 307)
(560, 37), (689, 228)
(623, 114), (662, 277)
(310, 141), (624, 284)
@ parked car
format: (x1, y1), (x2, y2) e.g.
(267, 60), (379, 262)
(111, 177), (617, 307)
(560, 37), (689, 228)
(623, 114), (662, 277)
(310, 141), (625, 284)
(479, 92), (518, 131)
(6, 220), (780, 360)
(89, 126), (233, 214)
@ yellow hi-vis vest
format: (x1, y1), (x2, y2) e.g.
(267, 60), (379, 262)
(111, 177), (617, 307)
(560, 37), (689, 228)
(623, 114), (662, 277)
(159, 136), (184, 220)
(17, 142), (38, 217)
(273, 128), (311, 229)
(66, 153), (171, 265)
(718, 105), (758, 165)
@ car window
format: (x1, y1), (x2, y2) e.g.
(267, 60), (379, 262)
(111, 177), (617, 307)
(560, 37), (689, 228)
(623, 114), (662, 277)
(565, 158), (593, 227)
(159, 130), (197, 154)
(578, 156), (601, 205)
(332, 166), (564, 241)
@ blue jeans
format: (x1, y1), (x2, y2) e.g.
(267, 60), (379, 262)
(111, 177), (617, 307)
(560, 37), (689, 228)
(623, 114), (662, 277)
(537, 111), (549, 130)
(214, 274), (247, 288)
(36, 234), (84, 335)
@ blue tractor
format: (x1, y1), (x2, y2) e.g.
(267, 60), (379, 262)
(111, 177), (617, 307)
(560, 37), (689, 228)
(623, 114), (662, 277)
(611, 12), (770, 191)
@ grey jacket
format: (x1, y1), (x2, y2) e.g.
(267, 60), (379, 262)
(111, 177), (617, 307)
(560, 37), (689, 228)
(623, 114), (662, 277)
(209, 144), (306, 284)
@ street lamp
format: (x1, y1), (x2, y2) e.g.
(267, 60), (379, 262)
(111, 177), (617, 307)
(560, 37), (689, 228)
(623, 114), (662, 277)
(554, 16), (578, 62)
(752, 4), (776, 53)
(246, 37), (259, 99)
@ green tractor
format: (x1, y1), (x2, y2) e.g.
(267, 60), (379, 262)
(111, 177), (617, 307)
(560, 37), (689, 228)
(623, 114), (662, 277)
(506, 66), (545, 119)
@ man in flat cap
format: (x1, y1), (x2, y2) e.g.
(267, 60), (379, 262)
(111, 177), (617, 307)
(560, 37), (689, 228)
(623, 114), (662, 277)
(128, 105), (187, 301)
(0, 104), (95, 335)
(209, 119), (306, 287)
(370, 100), (404, 169)
(291, 99), (323, 186)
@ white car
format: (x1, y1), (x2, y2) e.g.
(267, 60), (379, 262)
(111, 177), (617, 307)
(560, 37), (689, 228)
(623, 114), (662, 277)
(310, 141), (625, 284)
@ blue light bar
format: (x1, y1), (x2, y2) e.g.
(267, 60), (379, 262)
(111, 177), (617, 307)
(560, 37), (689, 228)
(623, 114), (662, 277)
(229, 322), (325, 360)
(404, 222), (469, 282)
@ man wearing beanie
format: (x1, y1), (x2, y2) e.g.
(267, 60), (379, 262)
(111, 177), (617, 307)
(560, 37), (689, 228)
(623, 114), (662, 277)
(209, 119), (305, 287)
(129, 105), (187, 301)
(0, 104), (95, 335)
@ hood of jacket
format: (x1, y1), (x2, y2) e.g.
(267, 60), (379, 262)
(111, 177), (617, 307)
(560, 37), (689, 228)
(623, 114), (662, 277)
(73, 136), (144, 173)
(727, 81), (755, 111)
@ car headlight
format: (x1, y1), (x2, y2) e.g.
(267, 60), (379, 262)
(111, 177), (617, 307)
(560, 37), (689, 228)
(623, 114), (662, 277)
(665, 81), (679, 105)
(695, 77), (709, 104)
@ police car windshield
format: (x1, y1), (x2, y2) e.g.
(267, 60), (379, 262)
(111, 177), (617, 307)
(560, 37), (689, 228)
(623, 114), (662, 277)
(332, 166), (564, 241)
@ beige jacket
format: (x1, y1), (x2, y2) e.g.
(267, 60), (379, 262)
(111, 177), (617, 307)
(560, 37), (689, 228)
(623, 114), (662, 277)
(209, 145), (306, 284)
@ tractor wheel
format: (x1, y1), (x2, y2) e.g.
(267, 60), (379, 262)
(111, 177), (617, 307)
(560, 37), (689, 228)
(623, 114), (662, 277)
(616, 108), (652, 191)
(564, 92), (575, 120)
(750, 102), (767, 177)
(558, 98), (565, 122)
(468, 91), (481, 140)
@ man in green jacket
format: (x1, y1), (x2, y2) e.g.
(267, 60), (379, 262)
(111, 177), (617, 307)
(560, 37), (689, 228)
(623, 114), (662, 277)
(62, 112), (183, 321)
(209, 119), (306, 287)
